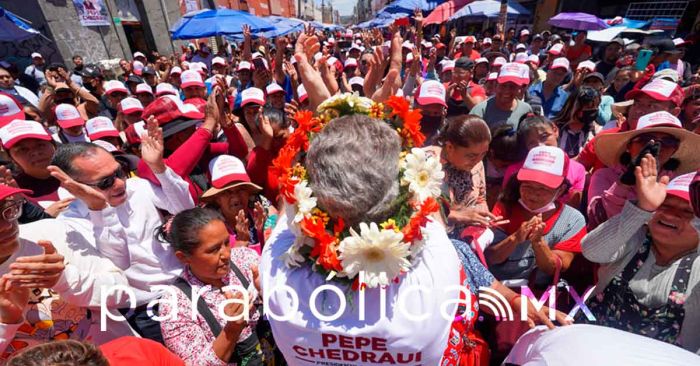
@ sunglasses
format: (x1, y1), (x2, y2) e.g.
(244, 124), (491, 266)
(630, 134), (680, 151)
(0, 199), (24, 222)
(80, 166), (127, 191)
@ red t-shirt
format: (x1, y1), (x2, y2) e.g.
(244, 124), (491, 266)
(444, 81), (486, 102)
(576, 122), (629, 172)
(454, 49), (481, 61)
(100, 336), (185, 366)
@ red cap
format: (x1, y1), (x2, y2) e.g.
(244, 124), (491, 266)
(86, 116), (120, 141)
(0, 184), (31, 201)
(517, 146), (569, 189)
(415, 80), (447, 107)
(0, 120), (53, 149)
(0, 92), (25, 127)
(55, 104), (85, 129)
(625, 78), (685, 107)
(141, 95), (204, 124)
(666, 172), (693, 202)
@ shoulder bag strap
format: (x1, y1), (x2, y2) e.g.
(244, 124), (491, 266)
(172, 277), (223, 336)
(229, 260), (250, 290)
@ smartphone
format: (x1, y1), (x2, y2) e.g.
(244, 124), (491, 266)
(635, 49), (653, 71)
(620, 140), (660, 185)
(252, 58), (265, 71)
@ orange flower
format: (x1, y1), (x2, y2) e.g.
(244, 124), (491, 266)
(302, 216), (343, 272)
(385, 96), (409, 118)
(279, 174), (299, 204)
(402, 198), (439, 244)
(271, 145), (298, 177)
(399, 109), (425, 148)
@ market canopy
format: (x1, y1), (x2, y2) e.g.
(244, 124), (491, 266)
(449, 0), (529, 21)
(266, 16), (305, 36)
(548, 12), (608, 31)
(170, 8), (275, 39)
(423, 0), (473, 25)
(379, 0), (446, 15)
(0, 6), (43, 42)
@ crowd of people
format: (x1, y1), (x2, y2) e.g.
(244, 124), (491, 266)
(0, 12), (699, 366)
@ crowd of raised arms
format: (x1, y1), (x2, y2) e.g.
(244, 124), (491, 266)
(0, 13), (700, 366)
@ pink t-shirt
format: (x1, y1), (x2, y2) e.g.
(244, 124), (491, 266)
(502, 159), (586, 203)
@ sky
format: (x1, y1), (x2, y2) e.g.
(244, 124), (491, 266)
(324, 0), (357, 16)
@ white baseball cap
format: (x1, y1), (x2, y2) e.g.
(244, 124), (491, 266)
(212, 56), (226, 66)
(475, 57), (488, 65)
(297, 84), (308, 103)
(482, 37), (492, 45)
(517, 146), (568, 189)
(155, 83), (179, 97)
(549, 43), (564, 55)
(442, 60), (455, 72)
(170, 66), (182, 75)
(180, 70), (205, 89)
(85, 116), (120, 141)
(344, 58), (358, 68)
(520, 29), (530, 36)
(577, 60), (596, 72)
(241, 87), (265, 107)
(237, 61), (252, 72)
(516, 43), (527, 51)
(202, 155), (262, 199)
(486, 72), (498, 81)
(514, 52), (529, 64)
(0, 120), (52, 149)
(266, 83), (285, 95)
(492, 57), (507, 67)
(132, 61), (144, 76)
(402, 40), (414, 50)
(55, 104), (85, 129)
(415, 80), (446, 107)
(626, 78), (684, 107)
(104, 80), (128, 96)
(349, 77), (364, 87)
(0, 92), (25, 126)
(133, 51), (146, 59)
(497, 63), (530, 86)
(31, 52), (42, 59)
(119, 97), (144, 115)
(526, 55), (540, 65)
(135, 83), (154, 95)
(666, 172), (694, 202)
(635, 111), (682, 130)
(551, 57), (570, 71)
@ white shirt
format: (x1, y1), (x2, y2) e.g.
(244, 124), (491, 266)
(505, 324), (700, 365)
(0, 219), (134, 356)
(52, 131), (90, 144)
(24, 64), (46, 86)
(260, 211), (463, 365)
(59, 167), (195, 305)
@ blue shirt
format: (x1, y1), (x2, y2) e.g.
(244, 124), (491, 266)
(529, 82), (569, 120)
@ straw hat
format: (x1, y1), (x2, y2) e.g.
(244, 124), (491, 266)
(595, 111), (700, 173)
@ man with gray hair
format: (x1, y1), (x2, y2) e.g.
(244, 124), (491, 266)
(260, 114), (465, 364)
(47, 118), (194, 342)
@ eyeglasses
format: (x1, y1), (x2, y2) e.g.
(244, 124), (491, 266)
(630, 134), (680, 151)
(79, 167), (127, 191)
(1, 199), (24, 222)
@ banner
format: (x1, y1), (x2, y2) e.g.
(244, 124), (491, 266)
(72, 0), (111, 27)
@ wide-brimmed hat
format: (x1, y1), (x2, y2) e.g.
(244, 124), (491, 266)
(595, 111), (700, 173)
(201, 155), (262, 199)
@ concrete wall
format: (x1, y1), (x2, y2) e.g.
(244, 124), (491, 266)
(140, 0), (181, 56)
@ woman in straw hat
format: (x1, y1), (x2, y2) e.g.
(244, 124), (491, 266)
(587, 111), (700, 230)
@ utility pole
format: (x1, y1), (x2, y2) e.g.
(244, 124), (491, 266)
(497, 0), (508, 39)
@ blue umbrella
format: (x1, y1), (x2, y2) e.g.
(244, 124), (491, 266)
(265, 16), (305, 37)
(0, 6), (42, 42)
(449, 0), (529, 20)
(170, 9), (276, 40)
(379, 0), (445, 15)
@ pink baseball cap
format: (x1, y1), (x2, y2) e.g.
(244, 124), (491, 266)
(625, 78), (685, 107)
(104, 80), (128, 96)
(132, 61), (144, 76)
(180, 70), (205, 89)
(549, 43), (564, 55)
(526, 55), (540, 66)
(212, 57), (226, 66)
(241, 87), (265, 107)
(297, 84), (308, 103)
(517, 146), (569, 189)
(577, 60), (596, 72)
(666, 172), (694, 202)
(202, 155), (262, 199)
(0, 120), (52, 149)
(463, 36), (476, 44)
(497, 63), (530, 86)
(514, 52), (528, 64)
(119, 97), (144, 115)
(492, 57), (507, 67)
(86, 116), (120, 141)
(55, 104), (85, 129)
(155, 83), (178, 97)
(170, 66), (182, 76)
(0, 92), (25, 127)
(237, 61), (252, 72)
(486, 72), (498, 81)
(550, 57), (570, 71)
(135, 83), (154, 96)
(344, 58), (358, 68)
(442, 60), (455, 72)
(415, 80), (447, 107)
(265, 83), (285, 96)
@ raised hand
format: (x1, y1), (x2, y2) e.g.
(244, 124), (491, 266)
(283, 60), (297, 82)
(140, 116), (166, 174)
(44, 71), (58, 89)
(222, 291), (250, 333)
(635, 154), (670, 212)
(253, 201), (266, 233)
(6, 241), (65, 289)
(47, 166), (107, 211)
(242, 24), (251, 41)
(0, 166), (18, 188)
(235, 209), (251, 243)
(44, 198), (76, 217)
(0, 275), (30, 324)
(57, 68), (72, 86)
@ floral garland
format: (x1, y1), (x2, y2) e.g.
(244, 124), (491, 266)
(272, 93), (444, 290)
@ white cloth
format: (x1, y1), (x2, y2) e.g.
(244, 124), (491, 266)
(58, 167), (194, 305)
(0, 219), (135, 358)
(504, 324), (700, 365)
(260, 212), (463, 365)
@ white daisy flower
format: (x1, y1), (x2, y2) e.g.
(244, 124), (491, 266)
(293, 181), (317, 223)
(339, 222), (411, 288)
(401, 148), (445, 202)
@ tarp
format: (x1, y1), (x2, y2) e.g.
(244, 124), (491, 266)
(379, 0), (446, 15)
(0, 6), (42, 42)
(449, 0), (529, 21)
(170, 8), (275, 39)
(423, 0), (473, 25)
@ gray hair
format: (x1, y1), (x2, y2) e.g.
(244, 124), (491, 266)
(50, 142), (107, 178)
(306, 114), (401, 227)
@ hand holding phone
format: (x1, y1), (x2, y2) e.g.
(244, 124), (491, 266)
(620, 140), (661, 185)
(635, 49), (653, 72)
